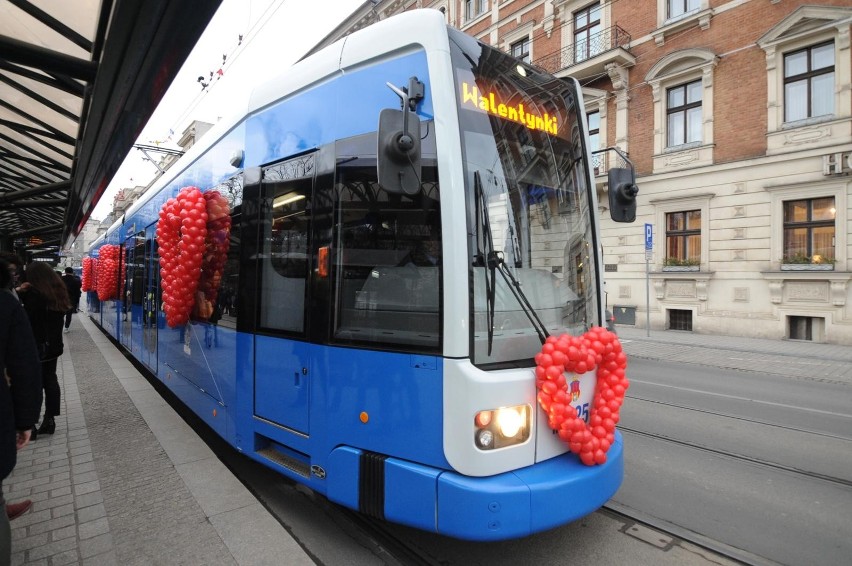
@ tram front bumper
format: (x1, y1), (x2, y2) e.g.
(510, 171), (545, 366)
(328, 432), (624, 541)
(434, 432), (624, 540)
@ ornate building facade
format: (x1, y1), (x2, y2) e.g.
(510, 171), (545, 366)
(316, 0), (852, 343)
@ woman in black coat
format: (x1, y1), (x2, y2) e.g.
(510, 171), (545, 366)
(19, 262), (70, 437)
(1, 258), (42, 562)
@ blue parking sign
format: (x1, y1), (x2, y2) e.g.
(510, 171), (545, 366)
(645, 223), (653, 250)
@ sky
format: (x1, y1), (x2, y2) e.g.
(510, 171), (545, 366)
(91, 0), (364, 220)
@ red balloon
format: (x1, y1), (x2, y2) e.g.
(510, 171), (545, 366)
(545, 365), (562, 380)
(580, 451), (596, 466)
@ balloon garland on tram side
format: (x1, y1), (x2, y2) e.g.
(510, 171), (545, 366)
(81, 257), (95, 292)
(193, 190), (232, 320)
(156, 186), (232, 328)
(157, 187), (208, 328)
(535, 327), (629, 466)
(96, 245), (120, 301)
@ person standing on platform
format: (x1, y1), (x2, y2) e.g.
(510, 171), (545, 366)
(61, 267), (82, 333)
(0, 254), (38, 522)
(0, 253), (22, 302)
(18, 262), (70, 438)
(1, 258), (43, 563)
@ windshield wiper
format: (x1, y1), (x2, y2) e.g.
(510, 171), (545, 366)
(473, 171), (497, 355)
(494, 254), (549, 346)
(474, 171), (549, 356)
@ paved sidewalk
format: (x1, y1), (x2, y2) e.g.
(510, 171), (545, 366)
(615, 325), (852, 384)
(5, 314), (313, 565)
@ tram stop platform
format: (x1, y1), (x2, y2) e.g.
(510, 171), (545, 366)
(4, 313), (313, 566)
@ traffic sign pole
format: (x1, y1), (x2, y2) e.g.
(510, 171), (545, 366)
(645, 223), (652, 337)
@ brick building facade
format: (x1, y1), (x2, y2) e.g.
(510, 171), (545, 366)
(322, 0), (852, 343)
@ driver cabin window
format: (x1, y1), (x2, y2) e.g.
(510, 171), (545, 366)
(331, 134), (441, 352)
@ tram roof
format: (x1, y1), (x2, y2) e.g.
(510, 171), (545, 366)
(0, 0), (222, 259)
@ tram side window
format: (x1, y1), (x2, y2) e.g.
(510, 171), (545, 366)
(332, 154), (441, 351)
(259, 156), (313, 334)
(131, 234), (145, 305)
(147, 239), (159, 328)
(210, 174), (243, 329)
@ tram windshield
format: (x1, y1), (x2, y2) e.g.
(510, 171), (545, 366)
(449, 29), (600, 367)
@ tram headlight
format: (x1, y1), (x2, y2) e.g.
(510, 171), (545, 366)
(473, 405), (530, 450)
(496, 407), (524, 438)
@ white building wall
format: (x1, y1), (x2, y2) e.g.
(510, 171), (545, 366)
(602, 148), (852, 344)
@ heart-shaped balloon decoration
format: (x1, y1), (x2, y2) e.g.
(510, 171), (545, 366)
(535, 327), (628, 466)
(156, 186), (208, 327)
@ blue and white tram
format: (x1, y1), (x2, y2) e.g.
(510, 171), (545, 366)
(87, 9), (636, 541)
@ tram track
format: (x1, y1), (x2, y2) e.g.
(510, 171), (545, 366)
(617, 425), (852, 489)
(600, 503), (779, 566)
(341, 493), (771, 566)
(334, 508), (442, 566)
(626, 393), (852, 443)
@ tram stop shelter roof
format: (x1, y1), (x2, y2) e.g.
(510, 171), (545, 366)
(0, 0), (222, 259)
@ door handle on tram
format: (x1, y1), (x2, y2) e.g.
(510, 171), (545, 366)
(295, 368), (307, 387)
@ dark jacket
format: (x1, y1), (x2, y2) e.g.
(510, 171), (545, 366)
(1, 290), (43, 480)
(62, 273), (82, 305)
(22, 288), (65, 361)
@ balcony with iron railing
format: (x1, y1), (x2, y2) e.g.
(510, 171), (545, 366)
(591, 146), (631, 182)
(533, 25), (634, 81)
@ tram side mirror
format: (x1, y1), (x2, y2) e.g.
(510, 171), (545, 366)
(607, 167), (638, 223)
(377, 77), (424, 195)
(377, 109), (422, 195)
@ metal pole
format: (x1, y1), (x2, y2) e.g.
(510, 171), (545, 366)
(645, 255), (650, 337)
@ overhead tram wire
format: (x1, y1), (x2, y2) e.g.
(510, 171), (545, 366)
(163, 0), (710, 149)
(164, 0), (290, 142)
(95, 2), (279, 204)
(165, 0), (631, 138)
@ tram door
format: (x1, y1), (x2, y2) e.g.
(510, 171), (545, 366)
(126, 233), (146, 357)
(140, 228), (159, 371)
(120, 242), (133, 351)
(253, 156), (314, 435)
